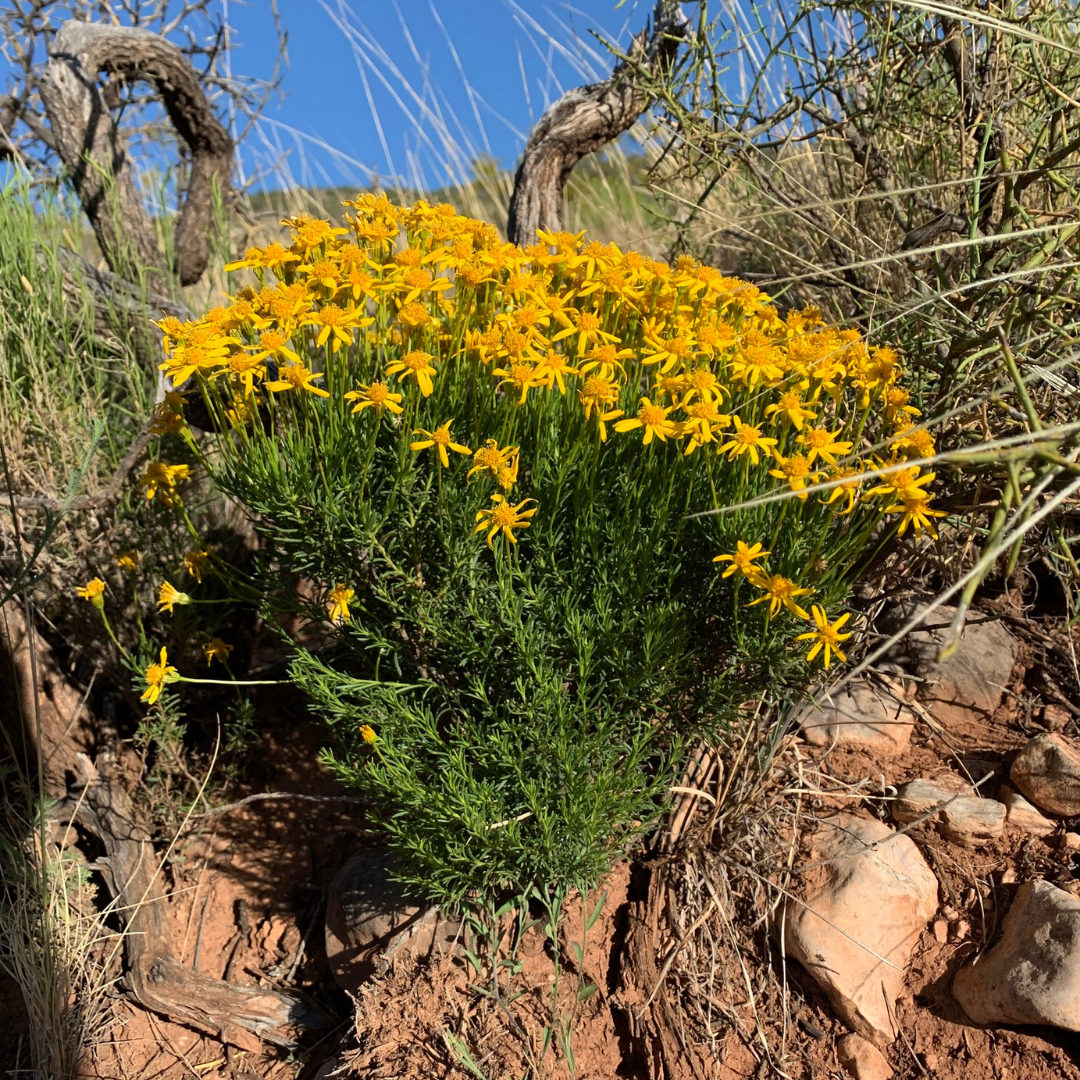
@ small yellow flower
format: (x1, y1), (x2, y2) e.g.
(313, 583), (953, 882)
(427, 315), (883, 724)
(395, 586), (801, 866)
(747, 573), (813, 619)
(141, 647), (179, 705)
(328, 583), (355, 623)
(141, 462), (192, 506)
(203, 638), (234, 666)
(264, 362), (330, 397)
(468, 440), (518, 480)
(885, 493), (947, 539)
(796, 606), (853, 668)
(345, 381), (404, 415)
(359, 724), (378, 745)
(157, 581), (191, 615)
(718, 416), (778, 465)
(613, 397), (678, 445)
(474, 494), (538, 547)
(768, 453), (819, 500)
(385, 350), (438, 396)
(411, 420), (471, 468)
(797, 426), (853, 467)
(183, 549), (211, 583)
(116, 550), (139, 574)
(713, 542), (769, 580)
(764, 392), (816, 430)
(77, 577), (106, 609)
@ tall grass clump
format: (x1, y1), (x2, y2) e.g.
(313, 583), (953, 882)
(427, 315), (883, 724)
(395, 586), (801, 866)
(142, 196), (948, 907)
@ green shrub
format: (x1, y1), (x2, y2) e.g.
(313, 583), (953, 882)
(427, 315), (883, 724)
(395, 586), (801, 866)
(154, 197), (944, 906)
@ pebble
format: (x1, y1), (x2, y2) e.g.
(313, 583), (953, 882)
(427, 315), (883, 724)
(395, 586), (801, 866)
(953, 880), (1080, 1030)
(781, 815), (938, 1044)
(836, 1032), (893, 1080)
(799, 678), (916, 755)
(932, 919), (948, 944)
(891, 777), (967, 825)
(1042, 704), (1071, 732)
(939, 797), (1006, 844)
(1010, 733), (1080, 817)
(1002, 788), (1056, 837)
(883, 603), (1018, 718)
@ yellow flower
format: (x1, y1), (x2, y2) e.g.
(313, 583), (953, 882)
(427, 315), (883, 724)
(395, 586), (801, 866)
(797, 426), (853, 466)
(469, 440), (518, 480)
(149, 392), (187, 435)
(475, 494), (538, 547)
(885, 493), (947, 538)
(300, 304), (373, 353)
(116, 550), (139, 575)
(865, 465), (934, 502)
(768, 453), (819, 500)
(385, 350), (438, 397)
(713, 542), (769, 580)
(157, 581), (191, 615)
(203, 638), (234, 666)
(77, 577), (106, 608)
(141, 647), (179, 705)
(411, 420), (471, 468)
(821, 466), (864, 515)
(183, 549), (211, 583)
(764, 392), (817, 430)
(492, 360), (540, 405)
(747, 573), (813, 619)
(141, 462), (192, 506)
(328, 583), (355, 623)
(345, 381), (404, 415)
(613, 397), (678, 445)
(718, 416), (778, 464)
(532, 350), (578, 393)
(796, 606), (853, 668)
(578, 374), (623, 441)
(360, 724), (378, 745)
(264, 362), (330, 397)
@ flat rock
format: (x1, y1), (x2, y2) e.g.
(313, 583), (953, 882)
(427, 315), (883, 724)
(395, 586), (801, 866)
(799, 679), (916, 755)
(883, 604), (1017, 718)
(892, 777), (968, 825)
(953, 880), (1080, 1030)
(324, 849), (462, 995)
(782, 815), (938, 1044)
(836, 1033), (893, 1080)
(1010, 733), (1080, 817)
(939, 797), (1005, 844)
(1003, 788), (1056, 837)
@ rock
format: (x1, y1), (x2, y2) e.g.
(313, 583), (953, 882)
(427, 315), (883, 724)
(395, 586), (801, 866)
(799, 679), (916, 755)
(1042, 704), (1071, 733)
(1003, 788), (1056, 837)
(324, 849), (463, 995)
(939, 797), (1005, 844)
(1058, 832), (1080, 852)
(953, 880), (1080, 1030)
(1010, 734), (1080, 817)
(892, 777), (968, 825)
(932, 919), (948, 944)
(781, 815), (938, 1044)
(884, 603), (1018, 718)
(836, 1033), (893, 1080)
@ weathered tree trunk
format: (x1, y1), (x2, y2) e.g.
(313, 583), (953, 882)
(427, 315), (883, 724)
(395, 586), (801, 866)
(56, 754), (328, 1051)
(38, 21), (232, 288)
(507, 0), (689, 246)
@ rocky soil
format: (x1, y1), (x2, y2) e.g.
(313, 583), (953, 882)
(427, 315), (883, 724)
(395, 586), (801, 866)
(4, 600), (1080, 1080)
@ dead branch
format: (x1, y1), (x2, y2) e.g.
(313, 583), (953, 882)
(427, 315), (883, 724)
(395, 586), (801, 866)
(506, 0), (689, 245)
(55, 753), (328, 1052)
(38, 20), (233, 288)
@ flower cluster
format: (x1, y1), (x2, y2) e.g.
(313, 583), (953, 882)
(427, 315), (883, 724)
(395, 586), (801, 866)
(154, 196), (945, 667)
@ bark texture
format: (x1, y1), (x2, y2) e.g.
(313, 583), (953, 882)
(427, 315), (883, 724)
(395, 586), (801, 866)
(38, 20), (232, 287)
(507, 0), (688, 246)
(54, 753), (328, 1051)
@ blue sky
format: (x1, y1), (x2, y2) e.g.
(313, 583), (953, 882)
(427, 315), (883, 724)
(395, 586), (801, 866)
(222, 1), (654, 192)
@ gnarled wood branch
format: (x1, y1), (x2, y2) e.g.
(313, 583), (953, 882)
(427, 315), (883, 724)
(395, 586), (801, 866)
(38, 20), (232, 287)
(507, 0), (689, 246)
(56, 753), (328, 1051)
